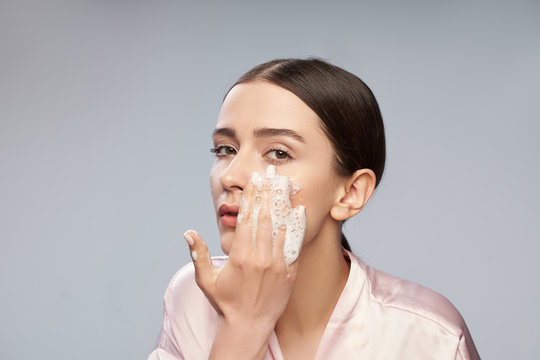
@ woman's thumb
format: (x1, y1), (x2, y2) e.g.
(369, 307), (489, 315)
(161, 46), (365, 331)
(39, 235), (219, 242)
(184, 230), (215, 290)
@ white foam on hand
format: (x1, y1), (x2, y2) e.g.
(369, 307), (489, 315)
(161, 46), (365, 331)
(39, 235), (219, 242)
(247, 165), (306, 265)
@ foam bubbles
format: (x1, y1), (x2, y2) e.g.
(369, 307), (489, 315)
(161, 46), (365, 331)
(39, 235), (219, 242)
(246, 165), (306, 265)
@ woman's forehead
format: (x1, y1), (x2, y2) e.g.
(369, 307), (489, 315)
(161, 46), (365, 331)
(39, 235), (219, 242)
(215, 81), (323, 138)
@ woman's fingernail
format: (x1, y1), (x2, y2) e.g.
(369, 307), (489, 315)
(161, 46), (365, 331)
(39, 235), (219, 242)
(191, 251), (198, 261)
(184, 231), (194, 246)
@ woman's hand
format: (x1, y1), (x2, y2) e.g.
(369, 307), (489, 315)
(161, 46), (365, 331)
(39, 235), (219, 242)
(184, 178), (303, 360)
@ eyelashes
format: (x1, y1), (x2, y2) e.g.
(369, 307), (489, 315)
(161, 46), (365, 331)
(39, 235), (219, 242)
(266, 148), (291, 162)
(210, 145), (237, 156)
(210, 145), (293, 164)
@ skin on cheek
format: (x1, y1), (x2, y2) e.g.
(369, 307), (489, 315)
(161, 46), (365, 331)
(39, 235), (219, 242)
(293, 175), (338, 246)
(209, 165), (221, 201)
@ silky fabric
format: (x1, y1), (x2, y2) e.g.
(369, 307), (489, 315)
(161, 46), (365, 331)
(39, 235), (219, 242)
(148, 250), (479, 359)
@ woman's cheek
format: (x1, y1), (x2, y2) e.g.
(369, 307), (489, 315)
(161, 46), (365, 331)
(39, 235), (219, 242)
(209, 167), (221, 197)
(296, 184), (336, 244)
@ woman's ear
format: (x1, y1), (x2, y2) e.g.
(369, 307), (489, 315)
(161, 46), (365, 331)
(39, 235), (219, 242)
(330, 169), (377, 221)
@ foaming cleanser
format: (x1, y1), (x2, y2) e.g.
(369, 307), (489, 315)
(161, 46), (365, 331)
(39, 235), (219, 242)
(238, 165), (306, 265)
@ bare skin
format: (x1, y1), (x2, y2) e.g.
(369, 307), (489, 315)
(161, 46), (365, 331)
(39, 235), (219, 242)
(185, 81), (376, 359)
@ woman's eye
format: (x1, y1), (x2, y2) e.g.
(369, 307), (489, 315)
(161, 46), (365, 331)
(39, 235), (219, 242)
(268, 149), (290, 161)
(211, 146), (236, 156)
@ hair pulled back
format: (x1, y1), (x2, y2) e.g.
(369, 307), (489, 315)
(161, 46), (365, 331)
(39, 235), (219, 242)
(227, 58), (386, 251)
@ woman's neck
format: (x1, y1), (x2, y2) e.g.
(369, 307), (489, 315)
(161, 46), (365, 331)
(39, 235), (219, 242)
(275, 221), (350, 336)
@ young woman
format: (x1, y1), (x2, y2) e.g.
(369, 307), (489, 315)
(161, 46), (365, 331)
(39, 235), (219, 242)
(148, 58), (479, 360)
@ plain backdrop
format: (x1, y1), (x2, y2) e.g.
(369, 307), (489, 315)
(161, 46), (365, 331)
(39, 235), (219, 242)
(1, 0), (539, 359)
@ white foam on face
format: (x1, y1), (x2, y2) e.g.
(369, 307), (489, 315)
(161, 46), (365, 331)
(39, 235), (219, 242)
(242, 165), (306, 265)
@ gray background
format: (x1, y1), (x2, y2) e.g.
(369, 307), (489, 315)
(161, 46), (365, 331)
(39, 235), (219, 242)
(1, 0), (539, 359)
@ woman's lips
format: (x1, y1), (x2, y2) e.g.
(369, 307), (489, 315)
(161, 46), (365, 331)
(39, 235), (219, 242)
(218, 204), (239, 227)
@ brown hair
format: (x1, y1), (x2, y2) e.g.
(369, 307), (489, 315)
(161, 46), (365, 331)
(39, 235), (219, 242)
(227, 58), (386, 251)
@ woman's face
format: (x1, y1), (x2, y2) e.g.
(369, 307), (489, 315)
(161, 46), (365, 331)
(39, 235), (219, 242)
(210, 81), (342, 254)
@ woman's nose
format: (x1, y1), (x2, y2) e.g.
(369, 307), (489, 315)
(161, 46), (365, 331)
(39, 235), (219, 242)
(219, 152), (259, 191)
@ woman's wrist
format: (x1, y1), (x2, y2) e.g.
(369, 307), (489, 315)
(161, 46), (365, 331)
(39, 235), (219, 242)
(209, 317), (275, 360)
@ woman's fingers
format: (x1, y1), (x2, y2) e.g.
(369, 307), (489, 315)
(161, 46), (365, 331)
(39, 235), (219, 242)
(272, 224), (287, 261)
(255, 185), (273, 262)
(184, 230), (215, 290)
(273, 224), (299, 280)
(286, 255), (300, 281)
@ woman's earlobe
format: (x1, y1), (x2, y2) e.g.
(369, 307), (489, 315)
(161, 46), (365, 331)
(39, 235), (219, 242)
(330, 169), (376, 221)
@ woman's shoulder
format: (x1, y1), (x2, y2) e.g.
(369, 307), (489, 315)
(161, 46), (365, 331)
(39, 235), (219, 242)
(347, 254), (479, 359)
(353, 255), (469, 337)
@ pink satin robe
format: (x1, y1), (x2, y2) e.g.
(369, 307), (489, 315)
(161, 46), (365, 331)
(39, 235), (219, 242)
(148, 250), (479, 359)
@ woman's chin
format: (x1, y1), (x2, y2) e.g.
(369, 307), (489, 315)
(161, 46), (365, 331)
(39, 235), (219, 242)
(219, 234), (233, 255)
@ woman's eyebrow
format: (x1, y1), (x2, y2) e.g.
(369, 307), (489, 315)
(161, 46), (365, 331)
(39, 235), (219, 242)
(253, 127), (306, 143)
(213, 127), (237, 140)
